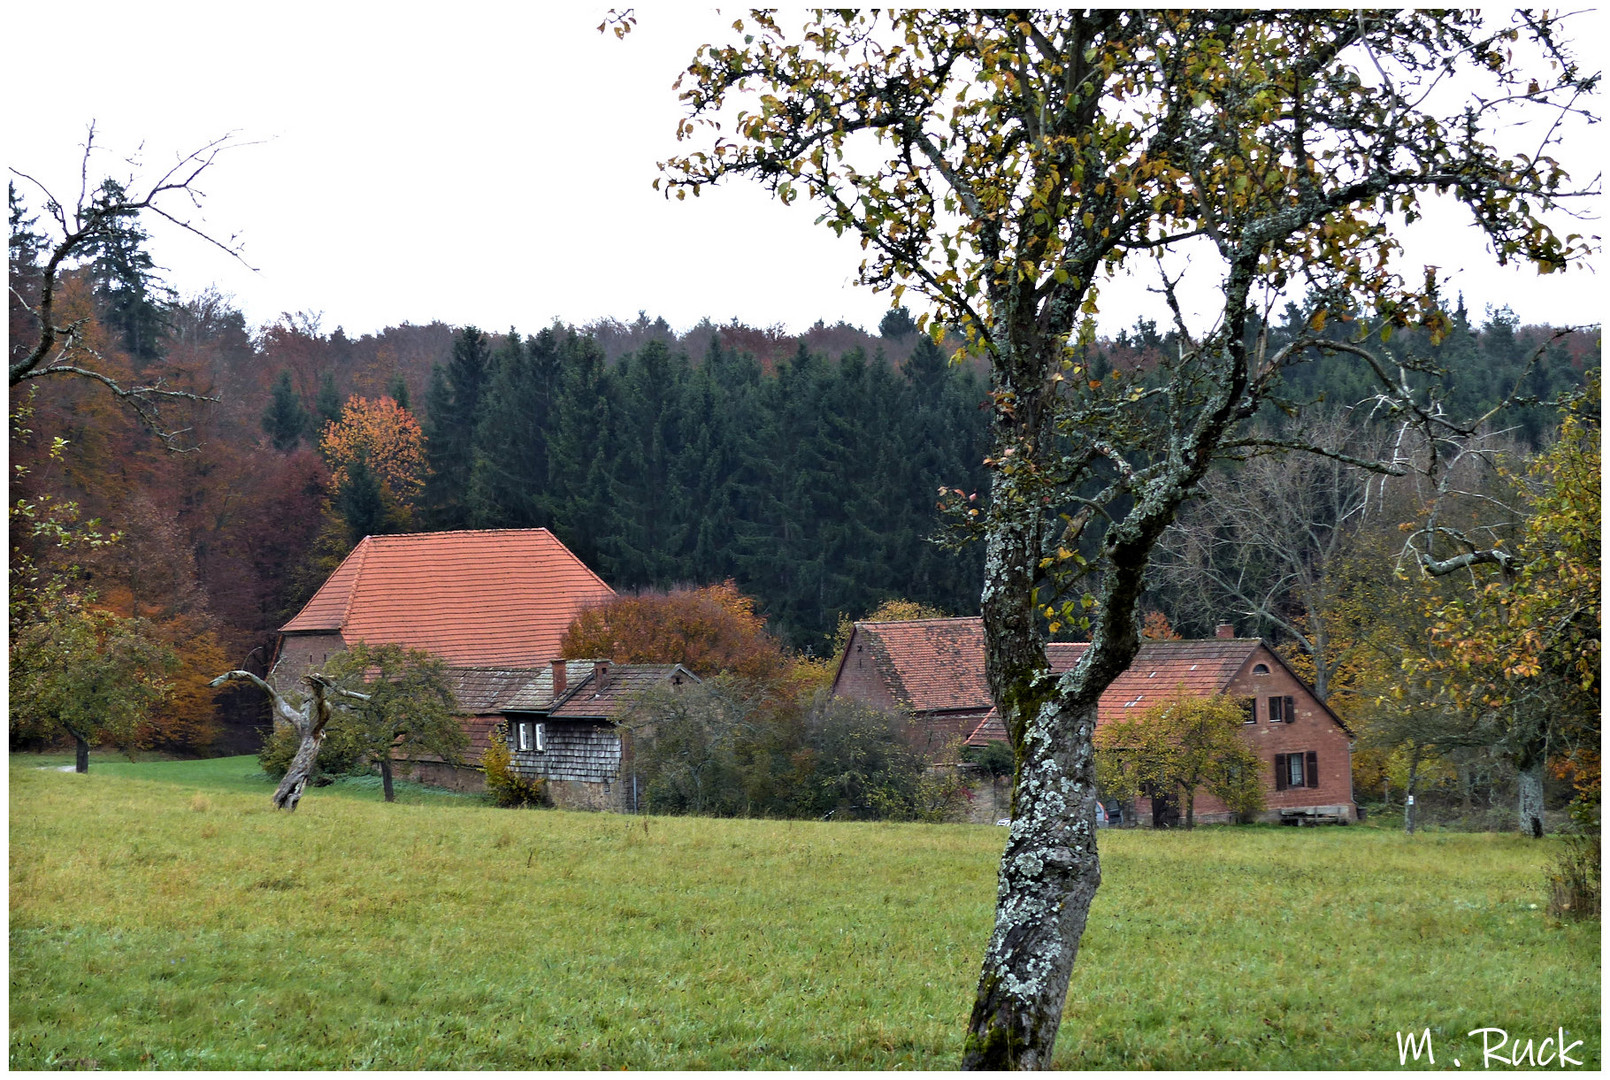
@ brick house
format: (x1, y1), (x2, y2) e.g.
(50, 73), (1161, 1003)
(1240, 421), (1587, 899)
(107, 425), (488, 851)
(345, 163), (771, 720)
(271, 529), (689, 807)
(831, 617), (1355, 825)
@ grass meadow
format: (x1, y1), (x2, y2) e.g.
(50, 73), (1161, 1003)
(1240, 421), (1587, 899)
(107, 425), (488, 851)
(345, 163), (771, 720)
(10, 754), (1599, 1070)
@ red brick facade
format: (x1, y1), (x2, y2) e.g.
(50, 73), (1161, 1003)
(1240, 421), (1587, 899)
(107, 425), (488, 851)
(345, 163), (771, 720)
(831, 619), (1356, 824)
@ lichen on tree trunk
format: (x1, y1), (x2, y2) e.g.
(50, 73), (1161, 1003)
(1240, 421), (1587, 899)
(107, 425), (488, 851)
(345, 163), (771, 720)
(962, 697), (1102, 1069)
(1517, 757), (1546, 838)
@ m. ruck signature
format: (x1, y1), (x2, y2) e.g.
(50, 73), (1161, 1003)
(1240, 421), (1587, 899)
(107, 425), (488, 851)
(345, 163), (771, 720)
(1397, 1027), (1586, 1069)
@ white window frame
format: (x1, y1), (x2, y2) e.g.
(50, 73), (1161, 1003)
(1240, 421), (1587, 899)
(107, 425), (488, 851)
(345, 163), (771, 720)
(514, 720), (546, 753)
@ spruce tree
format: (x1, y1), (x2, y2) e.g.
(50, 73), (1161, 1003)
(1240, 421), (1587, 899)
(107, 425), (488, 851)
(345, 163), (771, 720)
(421, 325), (495, 529)
(468, 328), (564, 528)
(386, 371), (410, 412)
(314, 371), (343, 431)
(547, 330), (614, 567)
(82, 179), (173, 364)
(262, 370), (312, 452)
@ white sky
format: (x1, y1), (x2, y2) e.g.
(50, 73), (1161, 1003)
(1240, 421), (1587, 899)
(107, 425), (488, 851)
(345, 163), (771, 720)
(6, 4), (1603, 340)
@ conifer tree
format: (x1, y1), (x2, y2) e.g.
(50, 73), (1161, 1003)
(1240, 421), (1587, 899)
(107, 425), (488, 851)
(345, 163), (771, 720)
(422, 325), (495, 528)
(314, 371), (343, 430)
(261, 370), (312, 452)
(81, 179), (174, 364)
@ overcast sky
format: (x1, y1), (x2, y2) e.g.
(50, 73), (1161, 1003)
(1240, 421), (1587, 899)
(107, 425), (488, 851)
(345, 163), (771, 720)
(7, 5), (1603, 339)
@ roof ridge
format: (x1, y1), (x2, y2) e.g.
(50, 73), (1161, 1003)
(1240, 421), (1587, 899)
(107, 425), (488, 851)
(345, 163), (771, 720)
(857, 616), (982, 628)
(337, 538), (371, 631)
(364, 527), (558, 542)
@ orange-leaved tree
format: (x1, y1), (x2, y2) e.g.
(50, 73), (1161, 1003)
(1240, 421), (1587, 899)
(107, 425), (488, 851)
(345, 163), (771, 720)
(560, 580), (792, 687)
(318, 395), (426, 544)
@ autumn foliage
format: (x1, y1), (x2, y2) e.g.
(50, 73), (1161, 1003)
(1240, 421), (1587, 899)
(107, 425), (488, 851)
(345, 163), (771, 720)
(560, 580), (792, 686)
(319, 395), (426, 503)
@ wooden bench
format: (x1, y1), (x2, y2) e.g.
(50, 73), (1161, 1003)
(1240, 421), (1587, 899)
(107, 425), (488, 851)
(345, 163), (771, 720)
(1279, 809), (1349, 827)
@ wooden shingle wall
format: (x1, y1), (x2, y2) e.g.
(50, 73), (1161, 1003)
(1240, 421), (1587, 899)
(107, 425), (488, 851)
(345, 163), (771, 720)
(510, 721), (621, 785)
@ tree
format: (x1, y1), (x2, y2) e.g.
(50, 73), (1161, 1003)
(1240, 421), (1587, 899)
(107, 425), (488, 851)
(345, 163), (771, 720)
(80, 179), (174, 365)
(319, 642), (466, 802)
(422, 325), (494, 528)
(320, 395), (426, 508)
(1418, 385), (1600, 835)
(662, 10), (1593, 1066)
(879, 304), (917, 339)
(262, 370), (312, 451)
(9, 126), (246, 446)
(561, 579), (794, 687)
(1154, 412), (1383, 698)
(1095, 692), (1266, 829)
(209, 668), (370, 811)
(10, 580), (177, 773)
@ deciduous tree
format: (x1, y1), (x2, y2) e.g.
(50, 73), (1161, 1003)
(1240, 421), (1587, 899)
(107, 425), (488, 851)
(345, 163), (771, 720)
(1095, 692), (1266, 829)
(10, 580), (177, 772)
(661, 10), (1594, 1066)
(319, 642), (466, 802)
(9, 126), (247, 446)
(561, 579), (793, 688)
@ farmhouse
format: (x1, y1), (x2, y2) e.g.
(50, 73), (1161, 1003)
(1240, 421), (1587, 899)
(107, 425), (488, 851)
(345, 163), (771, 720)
(272, 529), (698, 807)
(831, 617), (1356, 825)
(427, 659), (699, 808)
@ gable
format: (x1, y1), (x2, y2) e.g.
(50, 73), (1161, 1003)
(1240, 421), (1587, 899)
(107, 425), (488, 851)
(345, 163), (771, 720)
(835, 617), (1347, 743)
(280, 528), (614, 666)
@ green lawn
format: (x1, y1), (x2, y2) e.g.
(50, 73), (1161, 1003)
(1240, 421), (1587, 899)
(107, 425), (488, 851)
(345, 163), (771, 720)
(10, 755), (1598, 1069)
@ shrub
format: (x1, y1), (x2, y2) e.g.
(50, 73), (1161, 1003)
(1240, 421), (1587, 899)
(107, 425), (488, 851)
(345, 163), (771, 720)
(257, 715), (365, 785)
(482, 721), (549, 808)
(1548, 797), (1600, 920)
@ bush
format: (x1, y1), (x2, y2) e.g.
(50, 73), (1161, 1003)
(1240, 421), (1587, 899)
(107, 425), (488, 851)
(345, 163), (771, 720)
(257, 715), (365, 785)
(482, 721), (549, 808)
(964, 739), (1015, 778)
(619, 681), (967, 822)
(1548, 797), (1600, 920)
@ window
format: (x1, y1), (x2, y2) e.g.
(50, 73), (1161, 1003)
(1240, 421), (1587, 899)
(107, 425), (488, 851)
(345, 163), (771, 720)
(1239, 697), (1256, 724)
(1252, 663), (1270, 675)
(1274, 751), (1320, 791)
(1268, 695), (1296, 723)
(515, 721), (545, 753)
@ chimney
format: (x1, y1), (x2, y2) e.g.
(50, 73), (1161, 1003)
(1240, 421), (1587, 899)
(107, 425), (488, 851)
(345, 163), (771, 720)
(1215, 623), (1235, 639)
(593, 659), (610, 691)
(551, 659), (567, 699)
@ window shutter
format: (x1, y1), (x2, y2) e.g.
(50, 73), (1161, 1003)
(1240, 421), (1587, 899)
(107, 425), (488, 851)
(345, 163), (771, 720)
(1306, 751), (1319, 789)
(1284, 696), (1296, 724)
(1274, 753), (1288, 791)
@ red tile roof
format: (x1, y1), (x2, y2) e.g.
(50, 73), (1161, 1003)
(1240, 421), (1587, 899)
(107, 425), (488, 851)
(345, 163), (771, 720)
(838, 618), (1284, 746)
(280, 529), (614, 666)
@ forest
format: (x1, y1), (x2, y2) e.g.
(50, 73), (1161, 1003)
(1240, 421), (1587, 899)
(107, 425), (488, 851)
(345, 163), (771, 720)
(6, 176), (1600, 829)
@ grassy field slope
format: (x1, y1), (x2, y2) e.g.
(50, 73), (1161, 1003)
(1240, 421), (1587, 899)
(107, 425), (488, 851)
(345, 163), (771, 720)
(9, 756), (1598, 1069)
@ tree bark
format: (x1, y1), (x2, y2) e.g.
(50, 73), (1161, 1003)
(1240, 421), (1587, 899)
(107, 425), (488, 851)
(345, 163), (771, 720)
(380, 757), (395, 803)
(210, 669), (363, 812)
(73, 731), (89, 774)
(962, 697), (1103, 1070)
(1517, 757), (1546, 838)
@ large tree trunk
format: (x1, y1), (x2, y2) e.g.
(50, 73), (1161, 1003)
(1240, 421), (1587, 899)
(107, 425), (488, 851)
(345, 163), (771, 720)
(272, 722), (326, 811)
(1517, 757), (1546, 838)
(211, 669), (354, 812)
(962, 698), (1103, 1069)
(380, 757), (395, 803)
(73, 731), (89, 774)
